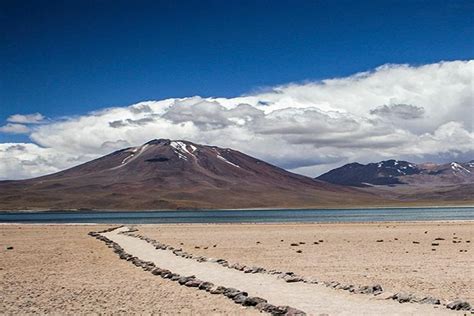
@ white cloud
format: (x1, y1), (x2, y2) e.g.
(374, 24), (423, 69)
(0, 123), (30, 134)
(0, 60), (473, 180)
(7, 112), (45, 124)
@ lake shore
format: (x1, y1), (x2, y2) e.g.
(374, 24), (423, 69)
(1, 221), (472, 314)
(1, 203), (473, 213)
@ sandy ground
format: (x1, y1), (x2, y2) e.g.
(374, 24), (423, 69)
(0, 225), (260, 315)
(140, 221), (473, 303)
(104, 227), (458, 315)
(0, 221), (472, 315)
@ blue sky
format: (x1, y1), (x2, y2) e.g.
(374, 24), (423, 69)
(0, 1), (473, 179)
(2, 1), (473, 123)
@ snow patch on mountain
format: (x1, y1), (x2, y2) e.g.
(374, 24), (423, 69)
(216, 154), (241, 168)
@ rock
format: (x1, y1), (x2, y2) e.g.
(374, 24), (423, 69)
(290, 243), (299, 246)
(418, 296), (440, 305)
(355, 284), (383, 295)
(390, 292), (414, 303)
(151, 268), (163, 275)
(198, 281), (214, 291)
(6, 246), (13, 250)
(230, 263), (245, 271)
(170, 274), (181, 281)
(184, 279), (202, 287)
(412, 241), (420, 244)
(223, 288), (245, 298)
(446, 300), (471, 310)
(434, 237), (445, 240)
(257, 304), (287, 315)
(178, 276), (195, 285)
(282, 306), (307, 315)
(296, 250), (303, 253)
(279, 274), (303, 283)
(243, 296), (267, 306)
(376, 239), (384, 242)
(431, 242), (439, 246)
(342, 284), (355, 291)
(255, 303), (277, 313)
(209, 286), (226, 294)
(233, 293), (248, 304)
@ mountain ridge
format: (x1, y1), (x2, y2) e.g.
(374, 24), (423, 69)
(0, 139), (376, 211)
(317, 159), (474, 187)
(0, 140), (472, 211)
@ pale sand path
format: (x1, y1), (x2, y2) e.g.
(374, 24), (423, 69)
(103, 227), (456, 316)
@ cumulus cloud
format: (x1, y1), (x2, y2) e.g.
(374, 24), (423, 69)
(0, 60), (473, 180)
(0, 123), (30, 134)
(370, 103), (425, 120)
(7, 112), (45, 124)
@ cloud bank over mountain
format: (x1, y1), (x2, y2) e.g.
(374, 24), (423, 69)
(1, 60), (473, 180)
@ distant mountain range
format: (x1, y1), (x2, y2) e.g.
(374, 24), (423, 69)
(0, 140), (472, 211)
(316, 159), (474, 187)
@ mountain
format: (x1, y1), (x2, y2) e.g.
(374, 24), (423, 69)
(316, 159), (474, 187)
(0, 139), (378, 211)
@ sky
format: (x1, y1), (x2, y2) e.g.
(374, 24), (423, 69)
(0, 0), (473, 179)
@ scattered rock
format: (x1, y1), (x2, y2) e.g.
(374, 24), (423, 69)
(431, 243), (439, 246)
(198, 281), (214, 291)
(280, 273), (303, 283)
(6, 246), (13, 250)
(233, 293), (248, 304)
(243, 296), (267, 306)
(184, 279), (202, 287)
(290, 243), (299, 246)
(412, 241), (420, 244)
(296, 250), (303, 253)
(418, 296), (440, 305)
(355, 284), (383, 295)
(376, 240), (384, 242)
(280, 306), (307, 315)
(390, 292), (414, 303)
(178, 276), (195, 285)
(434, 237), (445, 241)
(223, 288), (245, 299)
(209, 286), (226, 294)
(446, 300), (471, 310)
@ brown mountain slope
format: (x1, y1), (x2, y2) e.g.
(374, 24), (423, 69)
(0, 139), (379, 211)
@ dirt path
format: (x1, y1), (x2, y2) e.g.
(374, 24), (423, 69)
(103, 227), (456, 315)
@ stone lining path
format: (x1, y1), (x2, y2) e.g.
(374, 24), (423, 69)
(102, 227), (458, 315)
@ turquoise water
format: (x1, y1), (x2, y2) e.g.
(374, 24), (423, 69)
(0, 207), (473, 224)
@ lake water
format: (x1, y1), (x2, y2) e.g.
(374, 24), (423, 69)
(0, 207), (473, 224)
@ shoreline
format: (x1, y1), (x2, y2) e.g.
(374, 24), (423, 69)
(0, 204), (473, 213)
(2, 219), (474, 226)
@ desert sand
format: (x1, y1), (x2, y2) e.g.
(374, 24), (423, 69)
(140, 221), (473, 303)
(1, 221), (472, 314)
(0, 225), (260, 315)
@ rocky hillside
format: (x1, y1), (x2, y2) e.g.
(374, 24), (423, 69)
(317, 160), (474, 187)
(0, 139), (376, 210)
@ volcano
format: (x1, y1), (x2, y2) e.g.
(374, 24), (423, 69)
(0, 139), (377, 211)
